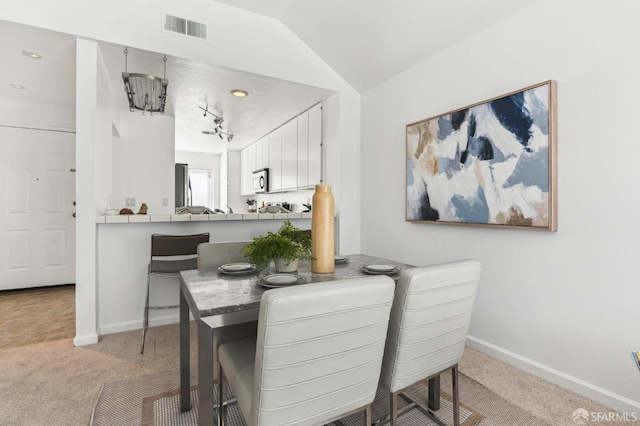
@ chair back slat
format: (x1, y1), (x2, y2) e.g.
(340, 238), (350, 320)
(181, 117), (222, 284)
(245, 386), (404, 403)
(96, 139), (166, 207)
(249, 276), (395, 426)
(380, 259), (481, 393)
(150, 233), (209, 257)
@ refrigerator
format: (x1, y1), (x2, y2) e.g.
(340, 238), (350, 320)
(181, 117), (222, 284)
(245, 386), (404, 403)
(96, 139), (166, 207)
(175, 163), (191, 207)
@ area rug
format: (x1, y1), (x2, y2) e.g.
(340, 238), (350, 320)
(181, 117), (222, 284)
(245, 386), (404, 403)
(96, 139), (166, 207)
(91, 369), (549, 425)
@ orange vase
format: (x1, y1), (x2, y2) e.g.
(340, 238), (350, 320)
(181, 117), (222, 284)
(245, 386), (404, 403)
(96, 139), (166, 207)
(311, 185), (335, 273)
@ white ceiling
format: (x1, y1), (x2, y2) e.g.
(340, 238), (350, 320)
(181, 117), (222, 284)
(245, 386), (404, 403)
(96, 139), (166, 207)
(218, 0), (539, 92)
(0, 0), (538, 154)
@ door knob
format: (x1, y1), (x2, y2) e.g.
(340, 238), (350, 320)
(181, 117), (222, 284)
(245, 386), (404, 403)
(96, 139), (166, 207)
(73, 212), (76, 218)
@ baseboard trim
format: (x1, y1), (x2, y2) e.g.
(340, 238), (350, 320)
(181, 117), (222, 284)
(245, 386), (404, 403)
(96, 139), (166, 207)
(467, 336), (640, 414)
(99, 314), (179, 335)
(73, 333), (99, 346)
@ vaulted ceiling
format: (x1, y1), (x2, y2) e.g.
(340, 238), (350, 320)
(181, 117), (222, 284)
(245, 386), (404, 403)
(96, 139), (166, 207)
(0, 0), (538, 154)
(215, 0), (539, 92)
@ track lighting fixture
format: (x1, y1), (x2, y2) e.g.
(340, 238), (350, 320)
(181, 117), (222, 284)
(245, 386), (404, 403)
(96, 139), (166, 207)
(199, 105), (233, 142)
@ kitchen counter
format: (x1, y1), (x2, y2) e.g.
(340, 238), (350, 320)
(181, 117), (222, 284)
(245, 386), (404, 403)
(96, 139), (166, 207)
(96, 211), (312, 224)
(95, 214), (315, 335)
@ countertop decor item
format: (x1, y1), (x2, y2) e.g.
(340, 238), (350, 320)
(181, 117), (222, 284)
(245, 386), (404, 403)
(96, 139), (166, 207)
(240, 220), (314, 271)
(311, 185), (335, 273)
(137, 203), (148, 214)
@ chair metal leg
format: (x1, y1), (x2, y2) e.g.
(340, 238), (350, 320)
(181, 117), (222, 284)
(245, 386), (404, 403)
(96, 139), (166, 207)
(452, 365), (460, 426)
(364, 405), (372, 426)
(140, 273), (151, 354)
(390, 390), (399, 426)
(218, 362), (225, 426)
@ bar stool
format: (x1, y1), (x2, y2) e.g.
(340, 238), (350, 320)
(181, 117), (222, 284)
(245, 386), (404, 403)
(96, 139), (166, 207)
(141, 232), (210, 354)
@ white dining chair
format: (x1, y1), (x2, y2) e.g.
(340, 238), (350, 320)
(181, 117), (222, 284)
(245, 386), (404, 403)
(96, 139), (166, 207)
(197, 241), (259, 410)
(196, 241), (251, 270)
(379, 259), (481, 426)
(218, 275), (396, 426)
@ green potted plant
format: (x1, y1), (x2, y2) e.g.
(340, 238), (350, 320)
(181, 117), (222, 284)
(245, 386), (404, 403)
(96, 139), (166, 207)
(241, 220), (314, 272)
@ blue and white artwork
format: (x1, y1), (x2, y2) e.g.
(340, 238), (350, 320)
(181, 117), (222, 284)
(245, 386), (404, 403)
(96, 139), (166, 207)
(406, 81), (557, 230)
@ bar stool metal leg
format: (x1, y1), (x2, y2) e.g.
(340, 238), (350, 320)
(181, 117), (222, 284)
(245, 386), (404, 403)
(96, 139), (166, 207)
(140, 273), (151, 354)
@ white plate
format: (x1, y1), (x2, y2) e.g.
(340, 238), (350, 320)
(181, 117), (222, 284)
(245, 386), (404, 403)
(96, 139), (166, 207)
(361, 264), (400, 275)
(365, 264), (396, 272)
(221, 263), (254, 272)
(218, 263), (257, 275)
(259, 273), (306, 288)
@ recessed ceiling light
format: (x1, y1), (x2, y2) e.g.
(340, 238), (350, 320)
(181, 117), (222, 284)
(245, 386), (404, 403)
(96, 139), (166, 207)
(9, 84), (26, 90)
(22, 50), (42, 59)
(230, 89), (248, 98)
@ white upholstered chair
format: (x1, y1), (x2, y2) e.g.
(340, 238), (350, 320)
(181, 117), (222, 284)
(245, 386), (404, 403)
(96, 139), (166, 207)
(196, 241), (251, 270)
(379, 259), (481, 426)
(196, 241), (259, 409)
(218, 275), (396, 426)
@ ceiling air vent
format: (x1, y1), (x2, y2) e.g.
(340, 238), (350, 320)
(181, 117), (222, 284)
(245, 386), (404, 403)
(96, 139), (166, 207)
(164, 14), (207, 40)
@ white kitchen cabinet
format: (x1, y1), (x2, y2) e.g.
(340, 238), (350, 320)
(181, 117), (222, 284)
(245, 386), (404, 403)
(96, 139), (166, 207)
(308, 103), (322, 186)
(256, 136), (268, 170)
(240, 147), (251, 196)
(268, 127), (282, 191)
(247, 142), (257, 172)
(281, 119), (298, 190)
(239, 102), (322, 195)
(297, 111), (309, 187)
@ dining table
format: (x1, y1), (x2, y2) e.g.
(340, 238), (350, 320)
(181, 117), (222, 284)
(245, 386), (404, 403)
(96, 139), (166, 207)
(179, 253), (442, 426)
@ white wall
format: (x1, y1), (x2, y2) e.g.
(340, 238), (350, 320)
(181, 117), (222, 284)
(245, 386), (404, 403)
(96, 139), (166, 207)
(74, 39), (100, 345)
(361, 0), (640, 413)
(111, 112), (175, 215)
(95, 47), (121, 215)
(0, 98), (74, 130)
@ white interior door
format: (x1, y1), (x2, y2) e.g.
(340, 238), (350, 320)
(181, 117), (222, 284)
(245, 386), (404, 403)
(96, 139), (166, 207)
(0, 127), (76, 290)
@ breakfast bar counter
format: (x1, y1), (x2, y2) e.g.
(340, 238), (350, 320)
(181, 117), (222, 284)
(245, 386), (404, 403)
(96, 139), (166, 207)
(95, 217), (311, 335)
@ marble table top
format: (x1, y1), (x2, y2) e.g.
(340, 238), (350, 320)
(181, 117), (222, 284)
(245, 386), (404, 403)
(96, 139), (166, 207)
(180, 254), (413, 319)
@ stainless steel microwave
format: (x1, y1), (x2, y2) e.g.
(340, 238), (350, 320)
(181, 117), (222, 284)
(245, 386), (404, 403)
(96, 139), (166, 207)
(252, 168), (269, 193)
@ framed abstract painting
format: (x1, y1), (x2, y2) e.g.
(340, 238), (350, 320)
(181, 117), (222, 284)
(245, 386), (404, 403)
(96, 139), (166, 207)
(406, 80), (557, 231)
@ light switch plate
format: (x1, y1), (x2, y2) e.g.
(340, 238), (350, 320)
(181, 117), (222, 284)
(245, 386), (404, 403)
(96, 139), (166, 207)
(126, 198), (135, 207)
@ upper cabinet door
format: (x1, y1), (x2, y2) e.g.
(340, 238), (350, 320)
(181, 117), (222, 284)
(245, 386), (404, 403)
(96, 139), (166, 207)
(256, 136), (268, 170)
(268, 128), (282, 191)
(247, 142), (257, 173)
(240, 147), (251, 196)
(281, 119), (298, 190)
(297, 111), (309, 188)
(308, 103), (322, 186)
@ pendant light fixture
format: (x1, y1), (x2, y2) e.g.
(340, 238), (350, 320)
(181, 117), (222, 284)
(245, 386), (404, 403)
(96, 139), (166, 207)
(122, 47), (168, 116)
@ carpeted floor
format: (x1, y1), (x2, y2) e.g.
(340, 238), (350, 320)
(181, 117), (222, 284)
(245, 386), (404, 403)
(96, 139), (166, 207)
(0, 286), (629, 426)
(0, 284), (75, 350)
(91, 368), (548, 426)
